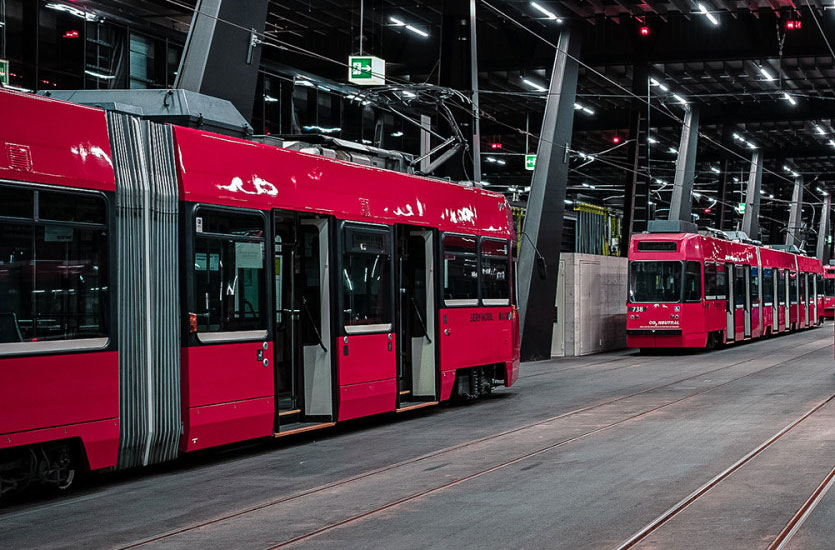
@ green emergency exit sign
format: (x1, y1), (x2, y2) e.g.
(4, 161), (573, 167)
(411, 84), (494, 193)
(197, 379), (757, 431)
(738, 202), (746, 214)
(0, 59), (8, 86)
(525, 154), (537, 171)
(348, 55), (385, 85)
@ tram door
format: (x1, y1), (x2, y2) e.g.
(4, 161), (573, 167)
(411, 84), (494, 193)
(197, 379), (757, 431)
(273, 212), (333, 431)
(394, 225), (437, 408)
(726, 263), (735, 341)
(784, 271), (791, 331)
(772, 270), (779, 333)
(803, 274), (810, 327)
(743, 266), (752, 339)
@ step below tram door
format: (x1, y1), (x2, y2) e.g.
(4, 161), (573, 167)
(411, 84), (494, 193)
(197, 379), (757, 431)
(394, 225), (438, 410)
(272, 211), (334, 434)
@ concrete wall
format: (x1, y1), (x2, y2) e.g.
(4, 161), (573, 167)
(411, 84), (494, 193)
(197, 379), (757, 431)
(551, 253), (628, 357)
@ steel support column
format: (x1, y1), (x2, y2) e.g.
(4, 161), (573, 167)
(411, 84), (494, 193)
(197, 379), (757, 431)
(741, 152), (763, 240)
(668, 107), (700, 223)
(469, 0), (481, 183)
(716, 159), (730, 230)
(816, 195), (831, 260)
(786, 176), (805, 248)
(518, 30), (580, 361)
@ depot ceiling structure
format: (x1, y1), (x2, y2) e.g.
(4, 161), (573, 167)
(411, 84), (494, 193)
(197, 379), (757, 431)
(85, 0), (835, 244)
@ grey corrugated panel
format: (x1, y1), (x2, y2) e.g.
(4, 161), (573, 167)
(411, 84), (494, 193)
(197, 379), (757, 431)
(143, 121), (181, 465)
(108, 113), (182, 469)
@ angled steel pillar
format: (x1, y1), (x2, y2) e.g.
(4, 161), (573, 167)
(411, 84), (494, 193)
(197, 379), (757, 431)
(175, 0), (269, 122)
(816, 194), (831, 260)
(741, 152), (763, 240)
(717, 159), (730, 230)
(469, 0), (481, 182)
(667, 106), (700, 224)
(518, 30), (580, 361)
(786, 176), (805, 247)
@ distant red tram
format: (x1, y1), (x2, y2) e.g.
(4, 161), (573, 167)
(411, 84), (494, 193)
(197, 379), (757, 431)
(823, 264), (835, 318)
(627, 231), (824, 350)
(0, 90), (520, 495)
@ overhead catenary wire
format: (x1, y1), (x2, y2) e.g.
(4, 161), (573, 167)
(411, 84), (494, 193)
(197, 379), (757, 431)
(161, 0), (823, 236)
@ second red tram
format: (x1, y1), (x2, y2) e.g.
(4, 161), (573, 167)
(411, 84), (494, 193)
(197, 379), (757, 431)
(626, 231), (824, 350)
(0, 89), (520, 496)
(823, 264), (835, 318)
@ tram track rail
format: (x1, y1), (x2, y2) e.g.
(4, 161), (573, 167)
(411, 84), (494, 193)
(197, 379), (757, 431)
(615, 392), (835, 550)
(117, 336), (831, 549)
(766, 463), (835, 550)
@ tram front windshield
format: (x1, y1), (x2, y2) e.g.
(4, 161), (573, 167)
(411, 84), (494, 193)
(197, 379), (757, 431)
(826, 278), (835, 298)
(629, 261), (683, 303)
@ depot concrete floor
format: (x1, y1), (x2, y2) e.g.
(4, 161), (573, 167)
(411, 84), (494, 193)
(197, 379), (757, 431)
(3, 328), (835, 549)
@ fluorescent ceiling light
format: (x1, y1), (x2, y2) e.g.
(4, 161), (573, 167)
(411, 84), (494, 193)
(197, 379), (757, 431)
(815, 124), (825, 135)
(582, 106), (594, 115)
(84, 70), (115, 80)
(698, 4), (719, 25)
(391, 131), (404, 137)
(783, 92), (797, 106)
(402, 90), (416, 98)
(747, 142), (757, 149)
(302, 125), (341, 134)
(673, 94), (687, 105)
(829, 139), (835, 147)
(574, 103), (582, 110)
(710, 166), (720, 173)
(521, 77), (547, 92)
(668, 147), (678, 154)
(531, 2), (562, 22)
(759, 66), (775, 81)
(648, 137), (658, 144)
(390, 16), (429, 36)
(264, 95), (279, 103)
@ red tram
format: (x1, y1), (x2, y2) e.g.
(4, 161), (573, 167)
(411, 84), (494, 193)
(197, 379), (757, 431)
(823, 264), (835, 319)
(0, 90), (520, 495)
(626, 231), (824, 350)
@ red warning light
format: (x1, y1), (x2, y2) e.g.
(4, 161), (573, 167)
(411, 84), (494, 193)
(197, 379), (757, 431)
(63, 30), (79, 39)
(612, 135), (621, 144)
(785, 20), (801, 30)
(490, 142), (502, 150)
(639, 26), (650, 36)
(704, 208), (712, 214)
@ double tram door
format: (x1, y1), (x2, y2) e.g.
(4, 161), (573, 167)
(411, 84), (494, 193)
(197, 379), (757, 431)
(744, 266), (752, 339)
(394, 225), (438, 410)
(726, 262), (735, 342)
(772, 270), (779, 333)
(272, 211), (334, 434)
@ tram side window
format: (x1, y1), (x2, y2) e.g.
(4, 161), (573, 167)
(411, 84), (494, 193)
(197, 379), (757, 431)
(715, 264), (727, 300)
(763, 269), (774, 304)
(443, 234), (479, 306)
(0, 187), (109, 347)
(704, 263), (717, 299)
(750, 267), (759, 305)
(778, 270), (787, 305)
(683, 261), (702, 302)
(342, 225), (392, 330)
(480, 238), (510, 306)
(734, 265), (745, 307)
(827, 278), (835, 297)
(789, 272), (798, 304)
(192, 209), (266, 334)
